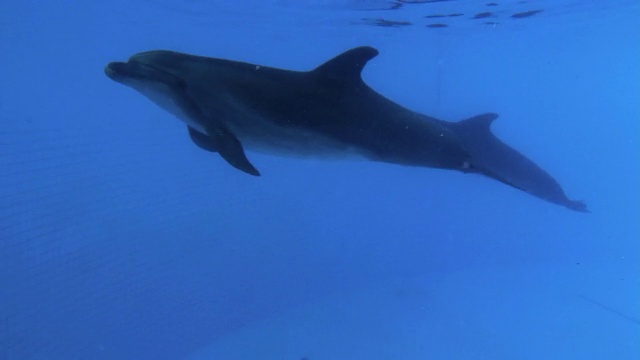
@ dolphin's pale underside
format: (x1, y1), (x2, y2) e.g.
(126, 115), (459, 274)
(105, 46), (587, 212)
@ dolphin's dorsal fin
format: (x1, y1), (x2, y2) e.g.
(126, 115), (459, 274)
(312, 46), (379, 81)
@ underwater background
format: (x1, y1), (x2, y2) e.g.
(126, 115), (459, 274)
(1, 0), (639, 359)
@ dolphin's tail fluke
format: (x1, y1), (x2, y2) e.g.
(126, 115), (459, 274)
(446, 113), (588, 212)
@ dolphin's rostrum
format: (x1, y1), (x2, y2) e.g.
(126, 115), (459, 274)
(105, 46), (587, 212)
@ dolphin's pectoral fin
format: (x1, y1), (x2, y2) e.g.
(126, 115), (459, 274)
(564, 199), (589, 213)
(188, 126), (218, 152)
(187, 126), (260, 176)
(215, 133), (261, 176)
(208, 127), (260, 176)
(312, 46), (379, 82)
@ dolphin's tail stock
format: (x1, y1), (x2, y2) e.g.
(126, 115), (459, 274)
(445, 113), (588, 212)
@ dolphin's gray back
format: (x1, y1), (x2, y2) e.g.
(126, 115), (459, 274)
(163, 47), (470, 169)
(106, 46), (587, 211)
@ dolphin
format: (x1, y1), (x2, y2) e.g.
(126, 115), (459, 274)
(105, 46), (587, 212)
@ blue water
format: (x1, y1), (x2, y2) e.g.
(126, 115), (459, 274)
(1, 1), (639, 359)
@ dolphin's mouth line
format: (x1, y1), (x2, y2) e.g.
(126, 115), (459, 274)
(128, 59), (161, 71)
(105, 60), (174, 80)
(104, 62), (126, 80)
(104, 64), (117, 77)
